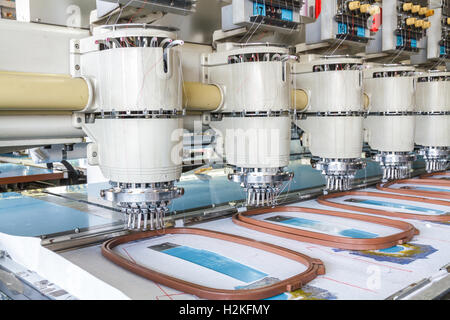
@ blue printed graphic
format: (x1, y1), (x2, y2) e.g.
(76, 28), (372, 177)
(265, 293), (289, 300)
(161, 245), (268, 283)
(269, 216), (378, 239)
(440, 45), (446, 55)
(397, 35), (404, 46)
(339, 229), (377, 239)
(411, 38), (417, 48)
(334, 243), (438, 265)
(402, 186), (450, 193)
(379, 245), (403, 253)
(346, 198), (446, 215)
(279, 217), (318, 228)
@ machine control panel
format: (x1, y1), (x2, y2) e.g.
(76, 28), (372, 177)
(222, 0), (313, 33)
(395, 0), (432, 52)
(334, 0), (378, 43)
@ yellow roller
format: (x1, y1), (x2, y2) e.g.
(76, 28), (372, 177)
(182, 81), (222, 111)
(415, 20), (424, 28)
(411, 5), (420, 13)
(406, 17), (416, 26)
(360, 4), (371, 13)
(0, 71), (89, 111)
(426, 10), (434, 17)
(292, 89), (309, 111)
(0, 110), (73, 116)
(422, 21), (431, 29)
(419, 7), (427, 16)
(403, 2), (412, 11)
(348, 1), (360, 11)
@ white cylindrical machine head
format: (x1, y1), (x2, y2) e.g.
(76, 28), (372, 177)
(292, 55), (366, 191)
(415, 71), (450, 172)
(75, 25), (185, 230)
(204, 43), (295, 206)
(363, 64), (417, 180)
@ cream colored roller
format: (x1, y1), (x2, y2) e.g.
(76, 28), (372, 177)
(292, 89), (309, 111)
(403, 2), (412, 11)
(411, 5), (420, 13)
(360, 4), (371, 13)
(406, 17), (417, 26)
(348, 1), (360, 11)
(415, 20), (424, 28)
(0, 71), (89, 111)
(182, 81), (222, 111)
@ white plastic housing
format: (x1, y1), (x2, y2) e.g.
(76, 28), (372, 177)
(292, 56), (364, 159)
(364, 116), (415, 152)
(203, 45), (291, 113)
(211, 116), (291, 169)
(363, 65), (416, 152)
(75, 27), (184, 184)
(292, 56), (363, 113)
(83, 118), (183, 184)
(415, 72), (450, 147)
(86, 47), (182, 112)
(75, 29), (182, 113)
(415, 115), (449, 147)
(296, 116), (364, 159)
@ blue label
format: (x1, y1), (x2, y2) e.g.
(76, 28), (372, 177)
(397, 35), (404, 46)
(338, 22), (347, 34)
(357, 26), (365, 37)
(281, 8), (293, 21)
(411, 38), (417, 48)
(253, 2), (266, 16)
(440, 45), (446, 55)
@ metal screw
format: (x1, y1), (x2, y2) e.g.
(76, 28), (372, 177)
(75, 65), (80, 70)
(92, 152), (97, 157)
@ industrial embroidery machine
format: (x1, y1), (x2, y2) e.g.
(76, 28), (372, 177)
(0, 0), (448, 301)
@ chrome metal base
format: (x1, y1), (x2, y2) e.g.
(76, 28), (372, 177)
(373, 151), (415, 181)
(313, 158), (366, 191)
(228, 167), (294, 207)
(418, 147), (449, 173)
(101, 181), (184, 231)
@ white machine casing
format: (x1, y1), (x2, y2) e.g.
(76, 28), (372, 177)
(292, 55), (366, 190)
(415, 71), (450, 172)
(363, 64), (416, 180)
(203, 43), (294, 206)
(72, 25), (183, 184)
(71, 25), (185, 230)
